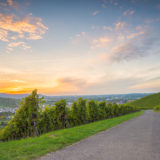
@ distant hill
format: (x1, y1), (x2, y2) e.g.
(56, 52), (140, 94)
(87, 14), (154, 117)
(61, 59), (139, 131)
(0, 97), (20, 108)
(128, 92), (160, 109)
(0, 93), (29, 99)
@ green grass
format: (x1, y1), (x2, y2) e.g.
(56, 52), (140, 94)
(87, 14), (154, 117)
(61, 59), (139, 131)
(128, 92), (160, 109)
(154, 110), (160, 114)
(0, 111), (144, 160)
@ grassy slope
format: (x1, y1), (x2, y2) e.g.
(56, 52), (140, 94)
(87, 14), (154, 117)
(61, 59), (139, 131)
(0, 111), (143, 160)
(128, 92), (160, 109)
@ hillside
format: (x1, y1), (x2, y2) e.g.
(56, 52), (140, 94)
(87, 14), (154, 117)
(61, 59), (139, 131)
(0, 97), (20, 108)
(128, 92), (160, 109)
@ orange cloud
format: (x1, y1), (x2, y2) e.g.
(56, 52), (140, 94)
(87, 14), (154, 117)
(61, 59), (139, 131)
(129, 80), (160, 90)
(91, 36), (112, 48)
(0, 13), (48, 51)
(7, 0), (13, 6)
(0, 29), (8, 42)
(0, 72), (89, 95)
(127, 31), (146, 39)
(0, 14), (48, 40)
(48, 77), (88, 94)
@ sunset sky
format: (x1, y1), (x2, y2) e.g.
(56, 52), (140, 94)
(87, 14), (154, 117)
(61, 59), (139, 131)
(0, 0), (160, 95)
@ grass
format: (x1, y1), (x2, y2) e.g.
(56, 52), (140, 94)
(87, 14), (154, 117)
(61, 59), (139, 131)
(154, 110), (160, 114)
(128, 92), (160, 109)
(0, 111), (144, 160)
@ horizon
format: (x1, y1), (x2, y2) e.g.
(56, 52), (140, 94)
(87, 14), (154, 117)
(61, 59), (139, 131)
(0, 0), (160, 95)
(0, 91), (155, 97)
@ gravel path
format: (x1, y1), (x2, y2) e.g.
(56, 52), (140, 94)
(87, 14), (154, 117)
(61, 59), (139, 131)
(39, 110), (160, 160)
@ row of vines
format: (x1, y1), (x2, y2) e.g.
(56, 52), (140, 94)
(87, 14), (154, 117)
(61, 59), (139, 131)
(0, 90), (139, 141)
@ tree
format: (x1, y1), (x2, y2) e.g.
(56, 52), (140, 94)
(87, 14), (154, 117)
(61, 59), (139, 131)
(0, 90), (42, 140)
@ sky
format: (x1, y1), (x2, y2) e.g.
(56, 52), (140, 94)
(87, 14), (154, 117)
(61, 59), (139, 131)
(0, 0), (160, 95)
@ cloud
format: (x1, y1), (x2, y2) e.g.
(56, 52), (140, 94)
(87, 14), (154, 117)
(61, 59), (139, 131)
(0, 14), (48, 40)
(75, 32), (86, 38)
(123, 9), (135, 16)
(102, 4), (107, 8)
(91, 36), (112, 49)
(144, 18), (160, 24)
(0, 29), (8, 42)
(114, 2), (118, 6)
(0, 13), (48, 51)
(115, 21), (126, 31)
(157, 4), (160, 9)
(107, 35), (158, 62)
(8, 41), (30, 50)
(90, 21), (159, 63)
(127, 30), (146, 39)
(70, 32), (89, 45)
(7, 0), (13, 6)
(92, 11), (99, 16)
(103, 26), (112, 31)
(11, 79), (26, 83)
(0, 2), (7, 7)
(129, 80), (160, 90)
(57, 77), (87, 87)
(45, 77), (89, 94)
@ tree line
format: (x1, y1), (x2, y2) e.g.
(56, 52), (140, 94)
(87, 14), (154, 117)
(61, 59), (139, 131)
(0, 90), (139, 141)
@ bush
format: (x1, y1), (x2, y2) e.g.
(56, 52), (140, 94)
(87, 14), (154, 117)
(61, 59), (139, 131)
(154, 105), (160, 111)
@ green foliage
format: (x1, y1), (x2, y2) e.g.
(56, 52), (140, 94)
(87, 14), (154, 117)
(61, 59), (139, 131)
(87, 100), (98, 122)
(0, 111), (143, 160)
(106, 103), (113, 118)
(77, 98), (87, 124)
(0, 90), (42, 140)
(112, 103), (119, 117)
(54, 99), (67, 129)
(70, 101), (80, 126)
(128, 92), (160, 109)
(38, 105), (56, 134)
(98, 101), (107, 120)
(154, 105), (160, 111)
(0, 90), (139, 141)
